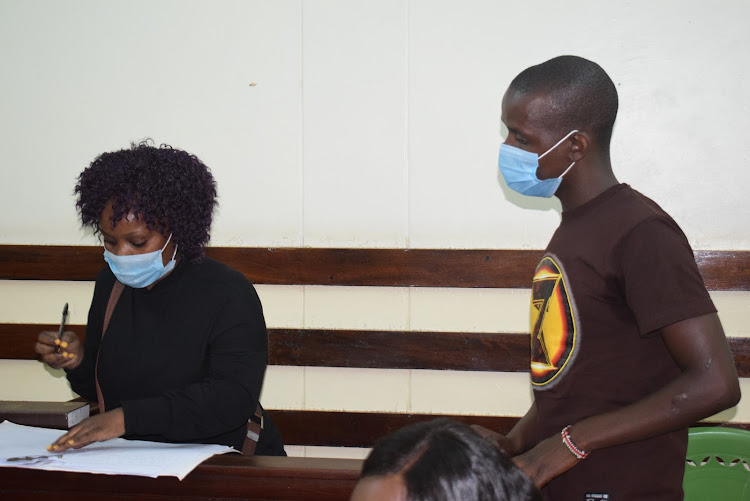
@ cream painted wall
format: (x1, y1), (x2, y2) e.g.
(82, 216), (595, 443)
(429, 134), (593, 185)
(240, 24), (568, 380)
(1, 0), (749, 248)
(1, 0), (749, 458)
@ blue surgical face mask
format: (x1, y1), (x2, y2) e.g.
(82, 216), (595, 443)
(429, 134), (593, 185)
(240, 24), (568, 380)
(498, 129), (578, 198)
(103, 234), (178, 288)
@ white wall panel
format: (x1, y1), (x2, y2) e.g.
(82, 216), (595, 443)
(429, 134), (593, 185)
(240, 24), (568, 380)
(304, 366), (410, 412)
(0, 0), (303, 246)
(259, 365), (305, 410)
(596, 2), (750, 250)
(0, 281), (95, 324)
(410, 369), (533, 416)
(407, 0), (561, 249)
(1, 1), (748, 248)
(255, 284), (304, 329)
(0, 361), (76, 401)
(208, 0), (304, 247)
(409, 287), (530, 333)
(303, 285), (408, 330)
(406, 0), (750, 250)
(301, 0), (408, 247)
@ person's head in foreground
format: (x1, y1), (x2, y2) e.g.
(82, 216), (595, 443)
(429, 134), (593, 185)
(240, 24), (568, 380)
(75, 140), (217, 288)
(350, 419), (541, 501)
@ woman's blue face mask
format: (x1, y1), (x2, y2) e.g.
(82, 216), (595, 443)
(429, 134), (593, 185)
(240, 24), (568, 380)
(103, 234), (177, 288)
(498, 129), (578, 198)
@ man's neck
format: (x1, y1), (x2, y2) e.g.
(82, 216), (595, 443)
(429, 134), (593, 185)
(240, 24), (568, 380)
(556, 159), (619, 212)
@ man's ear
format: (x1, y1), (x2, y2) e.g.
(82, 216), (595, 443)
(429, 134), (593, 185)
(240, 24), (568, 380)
(569, 132), (589, 162)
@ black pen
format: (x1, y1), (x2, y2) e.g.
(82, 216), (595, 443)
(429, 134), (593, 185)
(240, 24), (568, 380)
(6, 454), (63, 462)
(56, 303), (69, 354)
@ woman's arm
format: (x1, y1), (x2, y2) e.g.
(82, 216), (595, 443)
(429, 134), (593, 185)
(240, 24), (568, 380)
(121, 284), (268, 444)
(50, 285), (268, 452)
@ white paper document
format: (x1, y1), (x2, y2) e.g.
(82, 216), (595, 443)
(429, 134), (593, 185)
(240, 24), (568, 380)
(0, 421), (235, 480)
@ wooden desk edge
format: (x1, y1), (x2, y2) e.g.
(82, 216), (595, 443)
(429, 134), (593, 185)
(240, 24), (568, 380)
(200, 453), (363, 477)
(0, 455), (363, 501)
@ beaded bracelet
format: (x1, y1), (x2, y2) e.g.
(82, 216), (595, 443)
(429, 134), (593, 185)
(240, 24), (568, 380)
(561, 425), (589, 459)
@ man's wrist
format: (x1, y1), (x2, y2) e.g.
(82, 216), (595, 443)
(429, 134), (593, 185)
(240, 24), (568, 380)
(505, 431), (527, 456)
(561, 425), (589, 459)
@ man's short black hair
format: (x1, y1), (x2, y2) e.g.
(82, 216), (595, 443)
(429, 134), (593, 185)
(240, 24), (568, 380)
(509, 55), (618, 148)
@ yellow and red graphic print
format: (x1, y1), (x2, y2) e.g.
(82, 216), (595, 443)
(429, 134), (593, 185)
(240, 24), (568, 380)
(530, 255), (577, 387)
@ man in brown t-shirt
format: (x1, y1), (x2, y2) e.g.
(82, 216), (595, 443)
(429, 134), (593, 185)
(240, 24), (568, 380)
(474, 56), (740, 500)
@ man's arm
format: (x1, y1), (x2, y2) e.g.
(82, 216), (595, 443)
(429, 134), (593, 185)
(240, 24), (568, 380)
(471, 401), (538, 456)
(505, 400), (539, 455)
(515, 312), (741, 487)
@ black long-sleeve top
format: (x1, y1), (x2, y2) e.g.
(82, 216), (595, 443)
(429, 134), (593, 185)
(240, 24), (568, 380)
(66, 258), (284, 454)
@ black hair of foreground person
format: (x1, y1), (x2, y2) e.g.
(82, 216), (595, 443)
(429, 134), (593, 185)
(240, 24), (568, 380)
(353, 418), (541, 501)
(75, 140), (217, 263)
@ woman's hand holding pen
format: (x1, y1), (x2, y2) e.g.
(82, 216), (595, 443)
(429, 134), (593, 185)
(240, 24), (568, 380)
(35, 330), (83, 370)
(47, 408), (126, 452)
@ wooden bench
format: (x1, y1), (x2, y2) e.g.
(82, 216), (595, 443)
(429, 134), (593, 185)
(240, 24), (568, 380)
(1, 245), (749, 450)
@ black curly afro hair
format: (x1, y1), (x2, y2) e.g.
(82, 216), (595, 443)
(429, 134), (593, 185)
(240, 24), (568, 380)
(75, 140), (218, 263)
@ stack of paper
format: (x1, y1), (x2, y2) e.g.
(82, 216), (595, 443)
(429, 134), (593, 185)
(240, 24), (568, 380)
(0, 421), (235, 480)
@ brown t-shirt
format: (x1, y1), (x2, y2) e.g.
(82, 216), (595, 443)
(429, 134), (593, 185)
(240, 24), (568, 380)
(529, 184), (715, 501)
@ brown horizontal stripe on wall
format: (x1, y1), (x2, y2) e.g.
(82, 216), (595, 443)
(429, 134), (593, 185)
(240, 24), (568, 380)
(270, 329), (530, 372)
(267, 410), (750, 448)
(3, 323), (750, 377)
(0, 324), (528, 372)
(1, 246), (748, 290)
(269, 410), (521, 448)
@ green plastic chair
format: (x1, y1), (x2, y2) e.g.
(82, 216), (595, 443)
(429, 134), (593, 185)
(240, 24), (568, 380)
(684, 427), (750, 501)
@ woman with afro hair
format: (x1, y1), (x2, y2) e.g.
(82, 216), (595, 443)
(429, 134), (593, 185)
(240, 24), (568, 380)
(35, 141), (285, 455)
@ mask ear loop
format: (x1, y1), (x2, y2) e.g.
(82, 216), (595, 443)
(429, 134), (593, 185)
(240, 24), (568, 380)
(161, 233), (178, 260)
(538, 129), (579, 180)
(538, 129), (579, 160)
(557, 161), (576, 179)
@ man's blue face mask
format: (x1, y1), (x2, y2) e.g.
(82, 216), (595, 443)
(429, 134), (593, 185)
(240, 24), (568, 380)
(498, 129), (578, 198)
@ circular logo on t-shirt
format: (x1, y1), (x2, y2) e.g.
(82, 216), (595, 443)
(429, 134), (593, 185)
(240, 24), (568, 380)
(530, 255), (577, 387)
